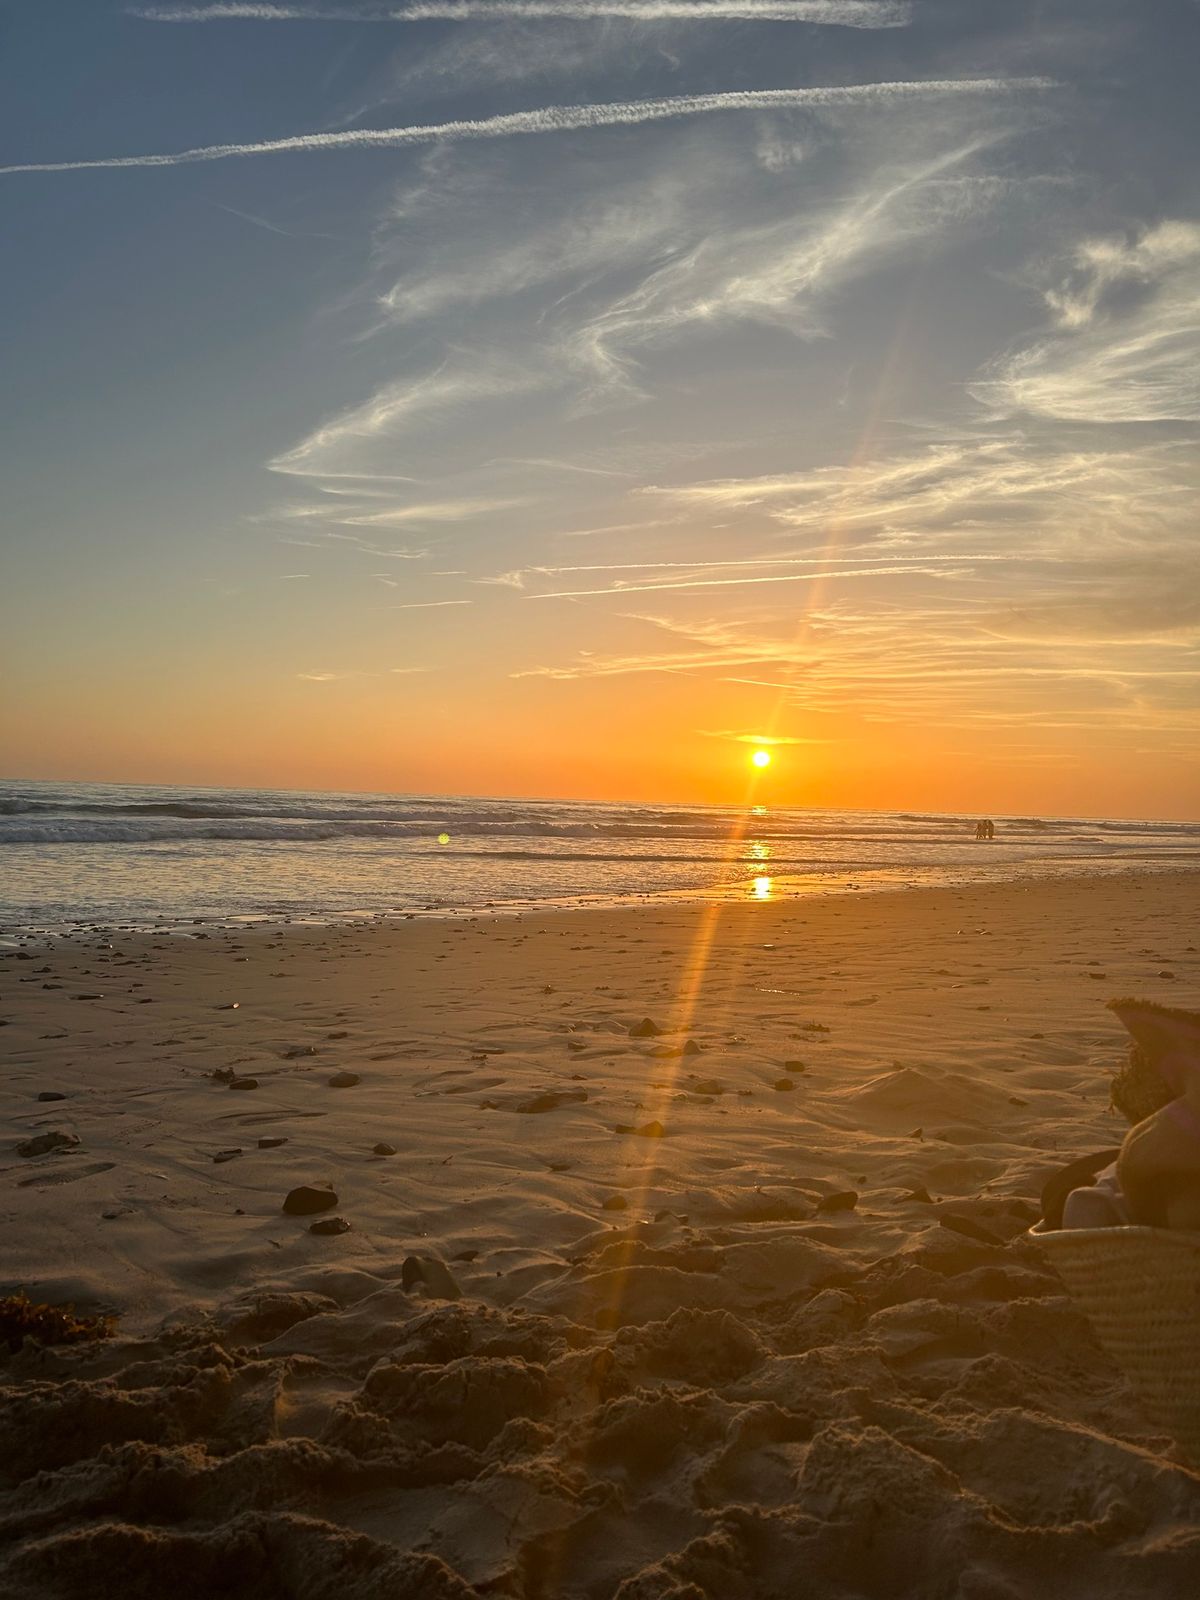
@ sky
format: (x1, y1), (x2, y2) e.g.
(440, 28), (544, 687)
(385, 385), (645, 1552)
(2, 0), (1198, 816)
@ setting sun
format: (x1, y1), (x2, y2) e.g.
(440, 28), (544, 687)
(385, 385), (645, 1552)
(751, 749), (772, 769)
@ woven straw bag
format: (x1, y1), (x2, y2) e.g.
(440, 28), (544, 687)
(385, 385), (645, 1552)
(1032, 1222), (1200, 1465)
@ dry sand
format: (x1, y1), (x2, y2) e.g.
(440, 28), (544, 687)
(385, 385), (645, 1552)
(2, 872), (1199, 1597)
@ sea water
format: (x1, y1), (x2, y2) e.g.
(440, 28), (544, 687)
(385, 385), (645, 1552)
(2, 778), (1198, 933)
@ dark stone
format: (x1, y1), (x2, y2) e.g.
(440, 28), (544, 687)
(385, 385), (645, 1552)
(309, 1216), (351, 1236)
(282, 1184), (338, 1216)
(629, 1018), (661, 1038)
(773, 1078), (796, 1092)
(815, 1190), (858, 1214)
(615, 1120), (666, 1138)
(327, 1071), (361, 1088)
(36, 1092), (67, 1102)
(258, 1137), (287, 1149)
(229, 1077), (259, 1091)
(783, 1060), (806, 1073)
(401, 1255), (462, 1299)
(17, 1131), (80, 1159)
(372, 1142), (397, 1156)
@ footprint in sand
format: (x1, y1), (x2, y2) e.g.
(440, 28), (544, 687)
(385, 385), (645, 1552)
(18, 1161), (116, 1188)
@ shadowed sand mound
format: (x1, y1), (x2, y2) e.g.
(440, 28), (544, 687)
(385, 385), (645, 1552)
(3, 1227), (1199, 1600)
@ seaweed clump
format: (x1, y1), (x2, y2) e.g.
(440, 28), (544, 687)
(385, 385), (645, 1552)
(0, 1292), (115, 1354)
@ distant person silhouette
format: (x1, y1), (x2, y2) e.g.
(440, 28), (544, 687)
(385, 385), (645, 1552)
(974, 819), (996, 840)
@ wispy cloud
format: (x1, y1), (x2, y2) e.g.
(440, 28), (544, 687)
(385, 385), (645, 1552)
(973, 221), (1200, 423)
(561, 133), (1051, 395)
(298, 663), (431, 679)
(526, 560), (978, 599)
(501, 551), (1038, 590)
(328, 495), (532, 525)
(209, 200), (341, 239)
(133, 2), (912, 26)
(643, 435), (1195, 554)
(697, 728), (835, 742)
(269, 361), (546, 477)
(0, 80), (1052, 177)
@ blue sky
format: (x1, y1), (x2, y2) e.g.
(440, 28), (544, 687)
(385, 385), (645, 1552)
(2, 1), (1198, 813)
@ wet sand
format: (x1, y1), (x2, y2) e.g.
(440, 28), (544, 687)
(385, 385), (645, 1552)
(2, 872), (1199, 1597)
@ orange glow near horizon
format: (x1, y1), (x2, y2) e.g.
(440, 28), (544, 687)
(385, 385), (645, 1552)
(3, 641), (1197, 821)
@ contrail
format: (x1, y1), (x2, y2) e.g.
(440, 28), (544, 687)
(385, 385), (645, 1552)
(527, 552), (1028, 574)
(527, 562), (979, 598)
(132, 2), (911, 27)
(0, 78), (1052, 176)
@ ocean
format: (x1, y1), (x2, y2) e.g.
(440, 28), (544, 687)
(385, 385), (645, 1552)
(2, 778), (1198, 934)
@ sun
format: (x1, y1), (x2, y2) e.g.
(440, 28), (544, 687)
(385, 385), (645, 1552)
(751, 749), (771, 769)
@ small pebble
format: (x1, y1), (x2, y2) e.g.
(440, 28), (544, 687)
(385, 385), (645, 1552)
(309, 1216), (351, 1236)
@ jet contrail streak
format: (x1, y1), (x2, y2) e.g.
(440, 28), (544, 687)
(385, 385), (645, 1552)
(132, 2), (910, 27)
(0, 79), (1053, 176)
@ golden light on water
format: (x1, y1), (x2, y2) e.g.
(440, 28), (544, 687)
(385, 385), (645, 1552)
(751, 749), (771, 769)
(753, 875), (773, 900)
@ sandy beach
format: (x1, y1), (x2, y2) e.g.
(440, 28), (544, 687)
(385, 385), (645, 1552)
(3, 871), (1199, 1596)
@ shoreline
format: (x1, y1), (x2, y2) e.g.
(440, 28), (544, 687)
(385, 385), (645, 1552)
(4, 850), (1199, 943)
(3, 869), (1199, 1593)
